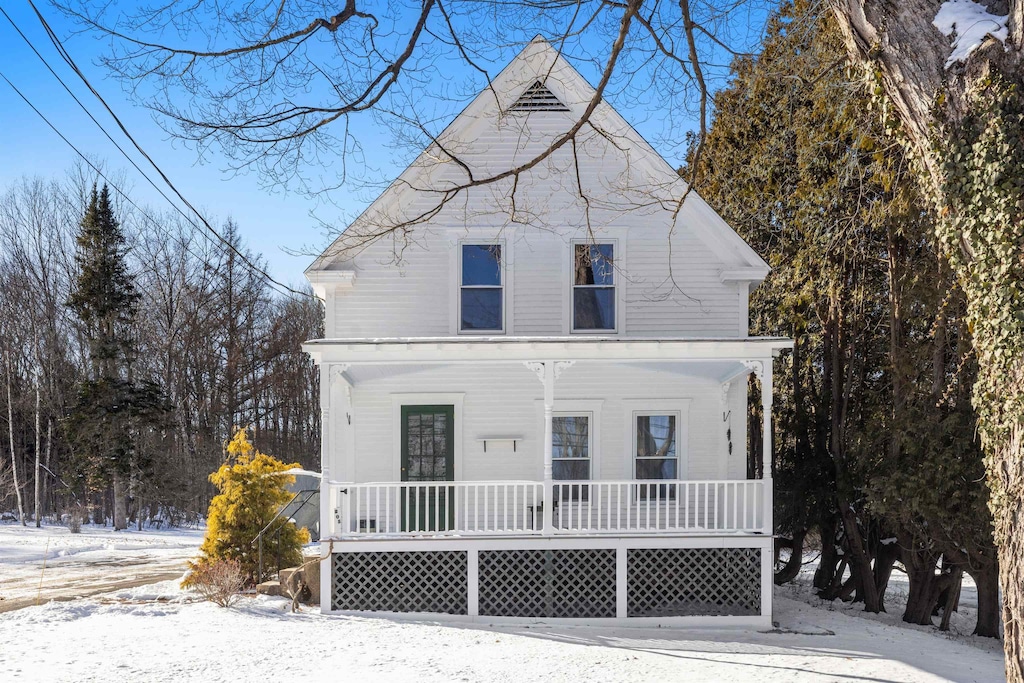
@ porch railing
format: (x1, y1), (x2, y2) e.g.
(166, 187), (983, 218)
(329, 479), (769, 537)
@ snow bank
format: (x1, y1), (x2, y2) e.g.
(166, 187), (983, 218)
(933, 0), (1009, 67)
(0, 522), (203, 565)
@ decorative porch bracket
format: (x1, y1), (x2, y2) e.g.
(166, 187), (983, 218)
(523, 360), (575, 535)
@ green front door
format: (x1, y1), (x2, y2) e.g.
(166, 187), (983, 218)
(400, 405), (455, 532)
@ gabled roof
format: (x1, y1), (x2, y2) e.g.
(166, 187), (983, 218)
(307, 36), (769, 279)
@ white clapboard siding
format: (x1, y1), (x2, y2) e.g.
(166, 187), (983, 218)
(332, 362), (736, 487)
(315, 39), (766, 341)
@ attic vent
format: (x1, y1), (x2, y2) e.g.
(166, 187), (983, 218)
(509, 81), (569, 112)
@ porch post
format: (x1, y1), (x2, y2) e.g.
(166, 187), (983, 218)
(761, 359), (774, 540)
(319, 363), (332, 539)
(542, 361), (555, 536)
(524, 360), (574, 535)
(318, 362), (332, 614)
(744, 359), (774, 535)
(760, 359), (773, 480)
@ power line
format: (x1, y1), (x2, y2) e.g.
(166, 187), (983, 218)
(0, 70), (297, 309)
(9, 2), (315, 301)
(0, 6), (223, 261)
(0, 5), (256, 297)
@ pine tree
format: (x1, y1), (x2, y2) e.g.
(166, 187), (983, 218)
(185, 427), (309, 586)
(67, 185), (169, 530)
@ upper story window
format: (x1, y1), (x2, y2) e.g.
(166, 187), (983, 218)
(572, 243), (615, 332)
(460, 244), (503, 332)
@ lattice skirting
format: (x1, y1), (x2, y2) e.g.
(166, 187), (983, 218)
(330, 545), (764, 619)
(331, 550), (468, 614)
(479, 549), (616, 618)
(627, 547), (761, 617)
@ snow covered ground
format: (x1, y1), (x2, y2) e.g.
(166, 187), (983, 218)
(0, 523), (1006, 682)
(0, 523), (202, 613)
(779, 554), (1001, 650)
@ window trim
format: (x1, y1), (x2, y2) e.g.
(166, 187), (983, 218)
(535, 398), (604, 479)
(551, 411), (593, 482)
(458, 240), (505, 335)
(568, 239), (619, 334)
(632, 411), (681, 481)
(621, 399), (690, 482)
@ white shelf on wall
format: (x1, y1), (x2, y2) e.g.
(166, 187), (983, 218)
(475, 436), (524, 453)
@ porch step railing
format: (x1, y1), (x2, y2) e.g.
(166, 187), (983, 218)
(329, 479), (768, 537)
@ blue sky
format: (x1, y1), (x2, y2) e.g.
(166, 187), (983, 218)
(0, 2), (773, 289)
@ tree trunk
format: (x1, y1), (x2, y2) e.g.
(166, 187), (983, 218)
(112, 473), (127, 531)
(901, 543), (951, 627)
(833, 2), (1024, 676)
(874, 539), (900, 613)
(6, 358), (25, 526)
(939, 565), (963, 632)
(970, 560), (1003, 639)
(838, 497), (881, 612)
(33, 377), (41, 528)
(814, 518), (840, 591)
(997, 425), (1024, 674)
(775, 529), (806, 585)
(42, 418), (51, 519)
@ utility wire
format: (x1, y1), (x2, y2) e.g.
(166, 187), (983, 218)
(0, 5), (259, 297)
(15, 1), (315, 301)
(0, 69), (292, 309)
(0, 6), (236, 280)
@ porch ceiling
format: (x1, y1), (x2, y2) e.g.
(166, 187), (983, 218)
(303, 336), (792, 368)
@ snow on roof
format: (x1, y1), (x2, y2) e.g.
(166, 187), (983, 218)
(933, 0), (1008, 68)
(283, 468), (321, 478)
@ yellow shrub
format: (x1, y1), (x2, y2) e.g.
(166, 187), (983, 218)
(183, 428), (310, 587)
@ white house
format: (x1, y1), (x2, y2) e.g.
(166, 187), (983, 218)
(303, 37), (791, 627)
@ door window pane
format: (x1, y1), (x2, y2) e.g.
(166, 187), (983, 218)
(405, 410), (451, 481)
(553, 414), (591, 503)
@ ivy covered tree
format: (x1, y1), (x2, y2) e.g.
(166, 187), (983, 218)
(831, 0), (1024, 674)
(694, 0), (995, 633)
(185, 427), (309, 586)
(67, 185), (170, 530)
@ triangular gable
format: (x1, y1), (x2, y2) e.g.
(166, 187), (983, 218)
(307, 36), (768, 279)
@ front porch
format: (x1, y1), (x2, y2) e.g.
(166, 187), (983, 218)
(305, 337), (791, 625)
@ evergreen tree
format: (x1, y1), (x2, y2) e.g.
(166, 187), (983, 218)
(694, 1), (995, 632)
(67, 185), (169, 530)
(185, 427), (309, 586)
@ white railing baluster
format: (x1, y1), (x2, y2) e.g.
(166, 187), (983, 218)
(334, 478), (767, 537)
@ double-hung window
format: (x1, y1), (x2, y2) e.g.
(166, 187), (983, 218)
(634, 413), (678, 499)
(572, 243), (615, 331)
(552, 414), (591, 501)
(460, 244), (503, 332)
